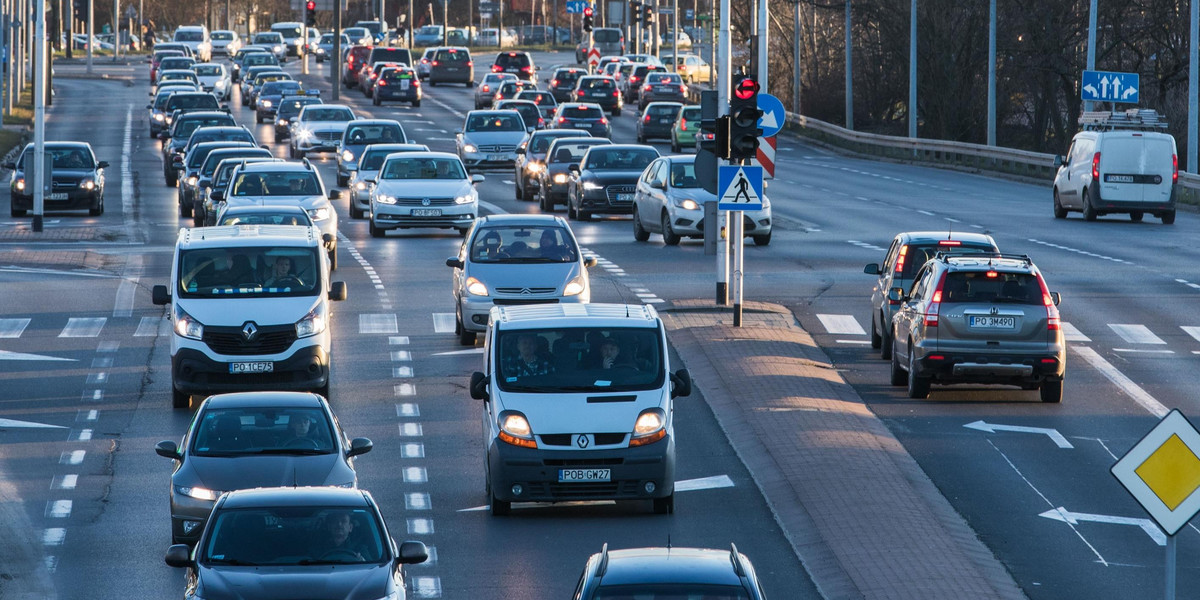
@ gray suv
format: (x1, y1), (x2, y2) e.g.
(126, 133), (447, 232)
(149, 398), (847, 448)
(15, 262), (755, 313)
(887, 254), (1065, 402)
(864, 232), (998, 360)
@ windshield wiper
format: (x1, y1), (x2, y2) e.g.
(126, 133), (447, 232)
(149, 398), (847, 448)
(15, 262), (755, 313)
(250, 448), (333, 455)
(296, 559), (362, 566)
(206, 558), (260, 566)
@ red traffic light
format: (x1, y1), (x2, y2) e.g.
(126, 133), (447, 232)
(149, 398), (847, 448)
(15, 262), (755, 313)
(306, 0), (315, 8)
(734, 78), (759, 101)
(583, 6), (594, 16)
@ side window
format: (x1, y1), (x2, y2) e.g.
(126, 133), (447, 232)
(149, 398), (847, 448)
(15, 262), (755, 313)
(653, 162), (669, 188)
(881, 240), (900, 274)
(909, 267), (930, 300)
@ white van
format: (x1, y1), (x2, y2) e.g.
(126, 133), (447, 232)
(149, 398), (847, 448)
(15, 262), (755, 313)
(1052, 109), (1178, 224)
(469, 304), (691, 516)
(173, 25), (212, 62)
(152, 225), (347, 409)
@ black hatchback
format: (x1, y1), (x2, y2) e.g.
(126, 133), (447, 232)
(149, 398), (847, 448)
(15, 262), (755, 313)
(571, 76), (623, 115)
(492, 50), (536, 81)
(573, 544), (769, 599)
(549, 67), (586, 102)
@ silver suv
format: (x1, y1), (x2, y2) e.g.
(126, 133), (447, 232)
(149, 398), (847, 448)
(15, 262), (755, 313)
(864, 232), (998, 360)
(887, 254), (1065, 402)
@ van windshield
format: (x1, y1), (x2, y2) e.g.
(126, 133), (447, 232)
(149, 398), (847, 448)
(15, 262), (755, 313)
(495, 327), (665, 392)
(178, 246), (321, 298)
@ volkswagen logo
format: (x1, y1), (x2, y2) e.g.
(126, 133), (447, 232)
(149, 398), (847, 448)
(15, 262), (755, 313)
(421, 198), (431, 206)
(576, 434), (590, 449)
(241, 322), (258, 340)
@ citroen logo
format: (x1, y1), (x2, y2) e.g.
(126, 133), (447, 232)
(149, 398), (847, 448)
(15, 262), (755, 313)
(520, 288), (532, 295)
(421, 198), (431, 206)
(242, 322), (258, 340)
(576, 434), (590, 449)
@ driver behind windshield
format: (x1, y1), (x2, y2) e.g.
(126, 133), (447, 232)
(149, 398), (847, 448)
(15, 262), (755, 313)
(308, 510), (367, 560)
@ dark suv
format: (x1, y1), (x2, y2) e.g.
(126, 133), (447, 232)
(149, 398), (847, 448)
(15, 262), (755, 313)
(573, 544), (769, 599)
(888, 253), (1065, 402)
(548, 67), (586, 103)
(429, 46), (474, 85)
(492, 50), (536, 82)
(571, 76), (623, 116)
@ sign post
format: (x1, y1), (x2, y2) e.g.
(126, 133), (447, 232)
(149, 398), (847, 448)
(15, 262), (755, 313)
(718, 165), (763, 326)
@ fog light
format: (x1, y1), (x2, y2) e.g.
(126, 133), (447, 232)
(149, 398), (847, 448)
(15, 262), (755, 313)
(181, 520), (201, 534)
(472, 315), (487, 324)
(644, 481), (656, 494)
(511, 484), (524, 496)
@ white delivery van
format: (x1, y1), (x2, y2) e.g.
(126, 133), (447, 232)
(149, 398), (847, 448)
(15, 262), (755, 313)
(1052, 109), (1178, 224)
(152, 225), (347, 409)
(469, 303), (691, 516)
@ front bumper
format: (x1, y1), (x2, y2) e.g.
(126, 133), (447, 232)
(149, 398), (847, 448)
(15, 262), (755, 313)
(579, 189), (635, 215)
(687, 210), (772, 238)
(11, 189), (101, 211)
(461, 151), (517, 170)
(372, 203), (476, 230)
(294, 136), (339, 153)
(488, 434), (675, 503)
(171, 345), (329, 396)
(460, 291), (583, 332)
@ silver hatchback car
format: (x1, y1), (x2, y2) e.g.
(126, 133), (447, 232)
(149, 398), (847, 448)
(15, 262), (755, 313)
(632, 154), (772, 246)
(445, 214), (597, 345)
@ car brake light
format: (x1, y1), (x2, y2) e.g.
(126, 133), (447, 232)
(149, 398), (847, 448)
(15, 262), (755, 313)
(924, 273), (946, 327)
(985, 270), (998, 278)
(680, 118), (687, 131)
(1091, 152), (1101, 180)
(894, 245), (908, 274)
(938, 240), (961, 246)
(558, 117), (566, 123)
(1037, 275), (1060, 331)
(644, 114), (651, 122)
(467, 61), (474, 67)
(1173, 154), (1178, 183)
(413, 80), (421, 87)
(521, 66), (532, 72)
(491, 65), (501, 72)
(432, 60), (439, 66)
(680, 85), (687, 94)
(481, 84), (490, 93)
(613, 90), (619, 97)
(551, 79), (559, 87)
(600, 118), (609, 125)
(377, 79), (386, 86)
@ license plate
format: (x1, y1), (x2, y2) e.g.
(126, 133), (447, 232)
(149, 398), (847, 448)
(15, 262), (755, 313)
(48, 192), (68, 200)
(487, 154), (507, 161)
(558, 468), (611, 482)
(575, 123), (591, 128)
(659, 118), (672, 124)
(400, 80), (410, 89)
(412, 208), (441, 217)
(1105, 174), (1135, 183)
(969, 316), (1015, 329)
(616, 193), (634, 202)
(229, 361), (274, 374)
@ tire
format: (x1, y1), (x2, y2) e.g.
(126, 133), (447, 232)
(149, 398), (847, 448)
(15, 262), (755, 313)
(172, 387), (190, 409)
(459, 326), (477, 346)
(889, 339), (906, 386)
(870, 316), (882, 349)
(89, 198), (104, 217)
(661, 212), (680, 245)
(180, 200), (192, 218)
(1130, 211), (1143, 222)
(652, 493), (674, 514)
(11, 207), (25, 217)
(166, 172), (177, 187)
(350, 203), (363, 219)
(671, 138), (680, 153)
(752, 231), (772, 246)
(515, 176), (525, 200)
(1162, 210), (1176, 225)
(369, 218), (384, 238)
(539, 186), (553, 211)
(328, 247), (338, 271)
(1039, 380), (1063, 403)
(1082, 188), (1097, 221)
(1052, 189), (1067, 219)
(906, 347), (931, 399)
(373, 96), (380, 106)
(413, 100), (421, 108)
(633, 208), (650, 241)
(491, 493), (511, 516)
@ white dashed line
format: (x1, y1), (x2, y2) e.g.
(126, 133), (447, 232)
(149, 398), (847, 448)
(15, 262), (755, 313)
(395, 383), (417, 396)
(396, 403), (420, 417)
(399, 423), (424, 436)
(402, 443), (425, 458)
(42, 528), (66, 546)
(46, 500), (72, 518)
(407, 518), (435, 534)
(52, 475), (77, 490)
(432, 313), (456, 333)
(393, 366), (414, 378)
(403, 467), (428, 483)
(60, 451), (85, 465)
(391, 351), (412, 361)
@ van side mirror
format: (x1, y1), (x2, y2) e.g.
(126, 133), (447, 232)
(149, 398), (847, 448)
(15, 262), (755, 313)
(446, 257), (464, 269)
(469, 371), (489, 400)
(158, 132), (170, 140)
(887, 287), (906, 303)
(863, 263), (880, 275)
(568, 164), (580, 173)
(154, 440), (181, 460)
(322, 233), (334, 246)
(1050, 291), (1061, 306)
(152, 284), (171, 305)
(583, 256), (597, 268)
(97, 161), (110, 169)
(347, 437), (373, 457)
(1053, 155), (1064, 168)
(329, 281), (348, 301)
(164, 544), (193, 568)
(670, 368), (691, 398)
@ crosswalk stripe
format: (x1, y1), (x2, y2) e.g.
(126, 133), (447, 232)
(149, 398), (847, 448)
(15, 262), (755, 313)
(817, 314), (866, 335)
(58, 318), (106, 338)
(359, 313), (399, 334)
(0, 318), (31, 338)
(1061, 322), (1091, 343)
(432, 313), (455, 334)
(1109, 324), (1166, 345)
(1181, 326), (1200, 344)
(134, 316), (169, 337)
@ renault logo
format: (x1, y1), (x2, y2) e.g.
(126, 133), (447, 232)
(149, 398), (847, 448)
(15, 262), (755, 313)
(242, 322), (258, 340)
(576, 434), (590, 449)
(421, 198), (431, 206)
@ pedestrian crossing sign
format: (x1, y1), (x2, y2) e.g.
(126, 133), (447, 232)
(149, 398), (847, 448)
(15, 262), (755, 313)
(717, 165), (764, 211)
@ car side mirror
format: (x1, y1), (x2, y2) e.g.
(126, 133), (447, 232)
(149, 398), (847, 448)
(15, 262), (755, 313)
(583, 256), (597, 268)
(152, 284), (171, 306)
(164, 544), (193, 568)
(471, 174), (485, 184)
(863, 263), (880, 275)
(329, 281), (348, 301)
(515, 147), (526, 155)
(145, 103), (152, 109)
(887, 287), (906, 303)
(364, 178), (376, 185)
(469, 371), (489, 400)
(97, 160), (110, 169)
(222, 105), (231, 113)
(397, 541), (429, 565)
(347, 437), (373, 457)
(154, 440), (181, 460)
(289, 117), (298, 124)
(455, 129), (463, 135)
(446, 257), (464, 269)
(210, 190), (225, 203)
(1053, 154), (1064, 168)
(650, 179), (664, 190)
(260, 143), (270, 149)
(1050, 291), (1061, 306)
(670, 368), (692, 398)
(322, 233), (334, 246)
(328, 189), (342, 200)
(158, 132), (170, 140)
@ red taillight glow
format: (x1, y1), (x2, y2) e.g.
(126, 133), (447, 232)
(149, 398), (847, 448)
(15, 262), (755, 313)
(432, 60), (439, 66)
(612, 90), (619, 97)
(600, 118), (609, 125)
(1037, 275), (1060, 331)
(924, 274), (946, 327)
(491, 65), (502, 72)
(558, 117), (566, 123)
(551, 79), (559, 86)
(644, 85), (653, 92)
(938, 240), (961, 246)
(467, 61), (474, 67)
(679, 85), (687, 94)
(927, 355), (945, 361)
(1173, 154), (1179, 183)
(481, 85), (490, 93)
(894, 245), (908, 274)
(521, 66), (532, 72)
(1091, 152), (1101, 180)
(377, 79), (386, 86)
(644, 114), (651, 122)
(680, 118), (687, 131)
(985, 270), (999, 278)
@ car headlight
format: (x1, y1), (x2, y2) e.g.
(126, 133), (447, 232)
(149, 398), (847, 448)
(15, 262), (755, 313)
(563, 276), (586, 296)
(462, 144), (478, 154)
(260, 99), (272, 108)
(355, 181), (367, 191)
(278, 118), (288, 126)
(174, 485), (219, 501)
(630, 408), (667, 446)
(465, 276), (488, 296)
(296, 303), (327, 337)
(582, 181), (603, 191)
(14, 178), (24, 191)
(215, 80), (227, 88)
(553, 173), (568, 184)
(341, 150), (354, 162)
(173, 304), (203, 340)
(375, 195), (396, 205)
(307, 206), (331, 221)
(497, 411), (536, 448)
(454, 192), (475, 205)
(761, 195), (771, 209)
(673, 197), (699, 211)
(525, 161), (544, 174)
(80, 178), (96, 190)
(186, 175), (198, 187)
(296, 129), (314, 140)
(274, 45), (283, 52)
(153, 113), (164, 121)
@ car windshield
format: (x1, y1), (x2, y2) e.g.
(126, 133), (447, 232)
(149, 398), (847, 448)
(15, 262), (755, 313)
(178, 246), (320, 297)
(202, 507), (386, 566)
(580, 78), (614, 90)
(593, 585), (750, 599)
(212, 32), (233, 40)
(176, 117), (235, 138)
(254, 74), (290, 85)
(562, 106), (602, 119)
(381, 157), (465, 180)
(175, 31), (204, 42)
(495, 327), (664, 392)
(231, 171), (320, 196)
(167, 94), (218, 110)
(254, 33), (283, 43)
(19, 147), (93, 169)
(680, 107), (701, 121)
(274, 26), (302, 38)
(218, 211), (311, 226)
(669, 163), (702, 188)
(470, 226), (577, 264)
(530, 134), (577, 153)
(190, 407), (335, 456)
(346, 124), (404, 144)
(900, 243), (997, 278)
(161, 58), (195, 69)
(556, 70), (582, 83)
(214, 159), (276, 187)
(466, 114), (525, 132)
(940, 271), (1043, 305)
(278, 98), (320, 117)
(585, 148), (657, 170)
(304, 108), (354, 121)
(593, 29), (620, 43)
(245, 54), (278, 65)
(189, 129), (252, 147)
(360, 148), (421, 170)
(202, 151), (268, 175)
(194, 65), (223, 76)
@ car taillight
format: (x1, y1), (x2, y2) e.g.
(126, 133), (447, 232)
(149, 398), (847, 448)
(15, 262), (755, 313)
(491, 65), (502, 72)
(679, 85), (687, 94)
(551, 79), (559, 86)
(680, 119), (687, 131)
(644, 85), (653, 92)
(521, 66), (532, 72)
(924, 273), (946, 327)
(559, 117), (567, 123)
(467, 61), (474, 67)
(1091, 152), (1101, 180)
(1037, 275), (1061, 331)
(894, 245), (908, 274)
(938, 240), (961, 246)
(432, 60), (439, 66)
(644, 114), (651, 122)
(481, 84), (490, 93)
(600, 118), (609, 125)
(612, 90), (619, 97)
(377, 79), (386, 86)
(413, 80), (421, 87)
(1173, 153), (1178, 184)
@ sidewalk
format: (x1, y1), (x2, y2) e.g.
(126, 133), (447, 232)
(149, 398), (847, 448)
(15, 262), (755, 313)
(661, 299), (1027, 600)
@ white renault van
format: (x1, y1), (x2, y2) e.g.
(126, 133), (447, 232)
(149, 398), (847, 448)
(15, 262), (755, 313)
(469, 303), (691, 516)
(1052, 109), (1178, 224)
(152, 225), (347, 409)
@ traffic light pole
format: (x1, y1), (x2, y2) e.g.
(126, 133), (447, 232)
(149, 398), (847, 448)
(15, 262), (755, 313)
(332, 0), (341, 101)
(32, 0), (45, 232)
(715, 0), (728, 306)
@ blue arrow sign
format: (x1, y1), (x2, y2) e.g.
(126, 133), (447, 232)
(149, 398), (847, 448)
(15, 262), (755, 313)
(718, 165), (764, 211)
(566, 0), (588, 13)
(1082, 70), (1139, 104)
(756, 93), (785, 138)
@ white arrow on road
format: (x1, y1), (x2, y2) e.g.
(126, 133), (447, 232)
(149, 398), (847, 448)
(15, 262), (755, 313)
(1040, 507), (1165, 546)
(0, 350), (76, 362)
(759, 109), (779, 131)
(963, 420), (1073, 448)
(1083, 84), (1099, 97)
(0, 418), (66, 429)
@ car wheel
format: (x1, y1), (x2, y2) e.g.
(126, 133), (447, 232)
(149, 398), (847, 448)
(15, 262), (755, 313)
(889, 337), (906, 386)
(752, 231), (771, 246)
(350, 203), (363, 219)
(880, 316), (893, 359)
(1162, 210), (1176, 224)
(1130, 211), (1144, 222)
(166, 172), (177, 187)
(578, 208), (592, 221)
(633, 208), (651, 241)
(539, 186), (553, 211)
(369, 218), (384, 238)
(661, 212), (680, 245)
(328, 247), (338, 271)
(459, 326), (477, 346)
(1052, 189), (1067, 219)
(1082, 188), (1097, 221)
(413, 100), (421, 108)
(1039, 380), (1063, 403)
(652, 493), (674, 514)
(180, 201), (192, 218)
(172, 387), (190, 409)
(491, 493), (511, 516)
(515, 176), (525, 200)
(373, 96), (380, 106)
(192, 200), (204, 226)
(89, 197), (104, 217)
(906, 345), (931, 399)
(870, 316), (882, 349)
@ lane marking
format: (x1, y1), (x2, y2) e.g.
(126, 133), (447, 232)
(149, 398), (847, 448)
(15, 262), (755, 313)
(405, 493), (431, 510)
(404, 467), (428, 483)
(412, 576), (442, 598)
(60, 450), (85, 465)
(1072, 346), (1168, 418)
(43, 528), (66, 546)
(1108, 324), (1166, 345)
(46, 500), (72, 518)
(359, 313), (399, 334)
(963, 420), (1073, 448)
(401, 443), (425, 458)
(431, 313), (456, 333)
(70, 429), (93, 441)
(391, 350), (413, 361)
(396, 403), (420, 417)
(817, 314), (866, 335)
(0, 317), (31, 338)
(395, 383), (416, 396)
(675, 474), (735, 491)
(432, 348), (484, 356)
(134, 316), (169, 337)
(0, 350), (76, 362)
(399, 423), (424, 436)
(1061, 322), (1091, 342)
(59, 317), (106, 338)
(52, 475), (77, 490)
(1113, 348), (1174, 355)
(0, 418), (66, 429)
(1181, 326), (1200, 344)
(389, 336), (410, 345)
(113, 254), (142, 318)
(836, 339), (872, 345)
(1039, 507), (1166, 546)
(393, 366), (414, 378)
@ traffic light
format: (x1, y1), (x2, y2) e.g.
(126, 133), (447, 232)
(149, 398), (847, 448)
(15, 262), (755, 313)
(642, 3), (653, 25)
(306, 0), (316, 26)
(728, 77), (763, 160)
(631, 1), (641, 25)
(583, 5), (594, 32)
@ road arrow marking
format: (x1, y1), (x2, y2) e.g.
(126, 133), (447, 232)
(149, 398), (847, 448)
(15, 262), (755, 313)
(0, 418), (67, 429)
(963, 420), (1073, 448)
(1112, 77), (1122, 99)
(0, 350), (76, 362)
(1039, 507), (1165, 546)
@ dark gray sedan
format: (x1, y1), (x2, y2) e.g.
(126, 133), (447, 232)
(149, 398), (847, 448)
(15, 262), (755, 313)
(155, 391), (373, 545)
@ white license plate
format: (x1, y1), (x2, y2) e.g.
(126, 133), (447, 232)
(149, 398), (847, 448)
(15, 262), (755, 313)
(558, 468), (611, 482)
(400, 80), (410, 89)
(659, 118), (672, 124)
(969, 316), (1015, 329)
(49, 192), (68, 200)
(616, 193), (634, 202)
(488, 154), (508, 161)
(1106, 174), (1134, 183)
(229, 361), (274, 374)
(575, 123), (591, 128)
(412, 208), (441, 217)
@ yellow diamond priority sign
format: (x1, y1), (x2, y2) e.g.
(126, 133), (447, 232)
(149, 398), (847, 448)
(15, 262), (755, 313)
(1112, 409), (1200, 536)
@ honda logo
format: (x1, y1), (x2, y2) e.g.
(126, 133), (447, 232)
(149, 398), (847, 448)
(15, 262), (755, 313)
(990, 307), (999, 315)
(241, 322), (258, 340)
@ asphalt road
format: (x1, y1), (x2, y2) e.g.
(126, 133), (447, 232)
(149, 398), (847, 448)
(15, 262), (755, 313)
(1, 49), (1199, 599)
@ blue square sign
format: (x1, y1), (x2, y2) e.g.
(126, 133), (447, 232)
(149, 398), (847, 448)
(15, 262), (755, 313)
(718, 165), (764, 211)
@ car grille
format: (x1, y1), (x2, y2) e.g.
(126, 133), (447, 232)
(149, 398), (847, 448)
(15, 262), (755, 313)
(392, 197), (455, 206)
(528, 481), (643, 499)
(477, 144), (516, 153)
(52, 178), (82, 189)
(539, 434), (627, 447)
(202, 324), (297, 355)
(494, 287), (557, 295)
(605, 185), (636, 203)
(315, 131), (342, 142)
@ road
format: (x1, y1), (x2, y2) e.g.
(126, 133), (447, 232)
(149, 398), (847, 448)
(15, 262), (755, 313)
(0, 49), (1197, 599)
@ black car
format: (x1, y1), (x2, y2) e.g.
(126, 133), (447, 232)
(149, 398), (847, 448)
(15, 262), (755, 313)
(178, 141), (259, 222)
(548, 67), (585, 102)
(7, 142), (108, 217)
(567, 144), (659, 220)
(495, 99), (543, 132)
(152, 91), (224, 136)
(493, 79), (536, 105)
(160, 111), (237, 185)
(274, 95), (323, 140)
(551, 102), (611, 138)
(637, 72), (687, 111)
(372, 66), (422, 107)
(535, 137), (612, 211)
(573, 544), (769, 599)
(190, 146), (274, 225)
(253, 80), (305, 123)
(571, 76), (623, 116)
(636, 102), (683, 143)
(514, 129), (590, 201)
(622, 63), (667, 103)
(164, 487), (428, 599)
(155, 392), (374, 545)
(492, 50), (536, 81)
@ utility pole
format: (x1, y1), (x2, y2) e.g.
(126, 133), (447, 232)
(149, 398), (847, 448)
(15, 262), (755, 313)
(111, 0), (118, 60)
(715, 0), (728, 305)
(843, 0), (851, 129)
(986, 0), (996, 146)
(792, 0), (799, 114)
(1188, 0), (1197, 173)
(332, 0), (341, 101)
(1084, 0), (1096, 112)
(85, 0), (91, 74)
(64, 0), (71, 58)
(907, 0), (915, 141)
(32, 0), (45, 232)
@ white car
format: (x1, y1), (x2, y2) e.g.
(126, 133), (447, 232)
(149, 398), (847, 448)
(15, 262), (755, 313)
(209, 30), (241, 56)
(348, 143), (430, 219)
(191, 63), (231, 100)
(369, 151), (483, 237)
(289, 104), (357, 159)
(173, 25), (212, 62)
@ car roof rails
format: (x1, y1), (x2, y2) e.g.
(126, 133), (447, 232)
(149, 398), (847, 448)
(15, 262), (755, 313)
(942, 253), (1034, 267)
(1079, 108), (1169, 131)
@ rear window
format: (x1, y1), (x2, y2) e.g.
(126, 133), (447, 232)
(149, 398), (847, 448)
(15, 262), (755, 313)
(584, 147), (658, 170)
(555, 70), (582, 83)
(174, 31), (204, 42)
(369, 48), (412, 65)
(530, 133), (576, 153)
(680, 107), (701, 120)
(647, 104), (681, 117)
(579, 78), (615, 90)
(495, 53), (531, 68)
(592, 29), (621, 43)
(563, 106), (602, 119)
(435, 49), (470, 63)
(900, 243), (996, 278)
(941, 272), (1043, 305)
(550, 142), (606, 162)
(166, 94), (219, 110)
